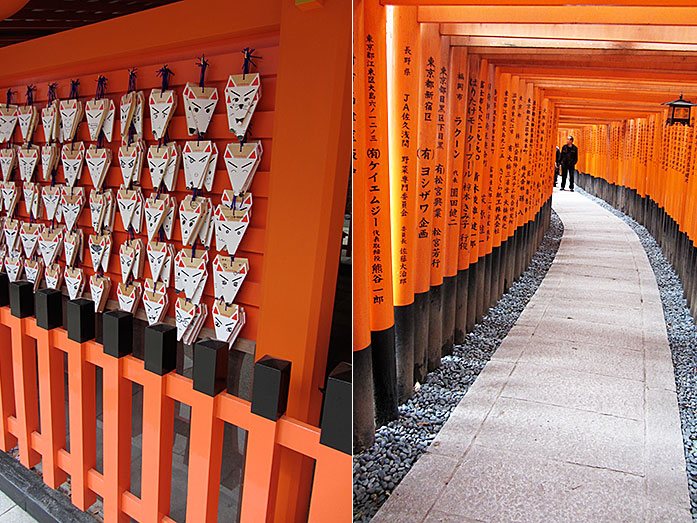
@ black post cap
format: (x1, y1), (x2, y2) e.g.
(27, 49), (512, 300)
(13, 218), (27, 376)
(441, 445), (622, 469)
(144, 323), (177, 375)
(319, 362), (351, 454)
(9, 281), (34, 318)
(67, 298), (95, 343)
(0, 273), (8, 307)
(35, 288), (63, 330)
(193, 339), (229, 396)
(103, 310), (133, 358)
(251, 356), (291, 421)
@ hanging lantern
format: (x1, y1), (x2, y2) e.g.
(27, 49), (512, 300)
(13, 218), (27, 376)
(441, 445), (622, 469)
(663, 94), (696, 126)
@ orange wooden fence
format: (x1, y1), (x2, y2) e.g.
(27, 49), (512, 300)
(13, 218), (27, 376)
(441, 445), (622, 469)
(0, 306), (351, 522)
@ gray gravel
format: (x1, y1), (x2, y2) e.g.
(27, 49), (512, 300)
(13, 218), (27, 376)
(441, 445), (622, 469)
(352, 210), (564, 522)
(577, 187), (697, 520)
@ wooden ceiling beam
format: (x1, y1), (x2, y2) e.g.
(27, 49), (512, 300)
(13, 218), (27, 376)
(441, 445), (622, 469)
(419, 6), (697, 26)
(451, 35), (697, 51)
(442, 23), (697, 44)
(497, 65), (697, 82)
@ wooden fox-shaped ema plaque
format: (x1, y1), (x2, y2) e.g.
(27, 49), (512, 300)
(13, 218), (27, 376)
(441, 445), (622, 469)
(38, 226), (63, 266)
(85, 98), (108, 141)
(212, 299), (245, 347)
(17, 105), (38, 143)
(89, 273), (111, 313)
(3, 218), (20, 254)
(224, 141), (262, 194)
(174, 297), (207, 344)
(0, 147), (16, 181)
(178, 195), (210, 246)
(142, 278), (168, 325)
(88, 232), (111, 273)
(213, 204), (250, 255)
(45, 262), (63, 290)
(144, 193), (170, 241)
(182, 140), (214, 190)
(24, 259), (44, 292)
(61, 142), (86, 187)
(64, 266), (85, 300)
(116, 187), (144, 234)
(0, 105), (18, 143)
(1, 182), (19, 217)
(63, 228), (83, 267)
(18, 144), (39, 183)
(117, 281), (141, 314)
(40, 144), (59, 182)
(118, 140), (144, 187)
(146, 240), (171, 283)
(183, 83), (218, 136)
(41, 100), (60, 143)
(119, 238), (144, 282)
(147, 144), (169, 189)
(58, 99), (83, 143)
(20, 221), (42, 258)
(212, 255), (248, 304)
(85, 145), (111, 190)
(173, 249), (208, 304)
(89, 189), (115, 233)
(149, 89), (176, 141)
(22, 182), (41, 219)
(60, 186), (85, 232)
(42, 184), (63, 221)
(5, 254), (23, 282)
(225, 74), (261, 140)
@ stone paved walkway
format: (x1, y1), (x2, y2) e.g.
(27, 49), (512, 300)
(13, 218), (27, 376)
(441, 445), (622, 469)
(373, 190), (692, 522)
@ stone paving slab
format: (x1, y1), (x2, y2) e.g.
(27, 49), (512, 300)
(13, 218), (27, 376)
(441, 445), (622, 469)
(374, 190), (691, 522)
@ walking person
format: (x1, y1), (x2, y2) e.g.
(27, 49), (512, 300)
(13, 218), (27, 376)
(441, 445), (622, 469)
(560, 136), (578, 191)
(554, 145), (561, 187)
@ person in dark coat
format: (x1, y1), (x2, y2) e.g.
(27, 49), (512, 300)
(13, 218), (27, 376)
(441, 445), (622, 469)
(554, 146), (561, 187)
(560, 136), (578, 191)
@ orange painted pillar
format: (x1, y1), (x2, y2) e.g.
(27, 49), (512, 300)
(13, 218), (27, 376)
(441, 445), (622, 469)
(101, 356), (132, 523)
(139, 372), (175, 522)
(460, 54), (481, 332)
(413, 22), (439, 382)
(445, 45), (469, 344)
(34, 328), (67, 490)
(426, 34), (450, 370)
(352, 0), (376, 451)
(387, 4), (420, 403)
(9, 316), (40, 469)
(363, 0), (398, 426)
(249, 0), (350, 519)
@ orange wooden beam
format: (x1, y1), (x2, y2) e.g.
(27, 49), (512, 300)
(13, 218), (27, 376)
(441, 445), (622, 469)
(419, 6), (697, 25)
(441, 22), (697, 45)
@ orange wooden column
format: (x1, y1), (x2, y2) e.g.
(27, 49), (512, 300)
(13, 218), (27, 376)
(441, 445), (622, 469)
(460, 54), (482, 332)
(413, 22), (439, 382)
(138, 371), (175, 522)
(34, 328), (67, 490)
(444, 45), (469, 344)
(363, 0), (398, 425)
(8, 315), (40, 469)
(426, 33), (450, 370)
(259, 1), (350, 520)
(352, 0), (376, 452)
(387, 4), (420, 403)
(0, 310), (17, 453)
(101, 356), (132, 523)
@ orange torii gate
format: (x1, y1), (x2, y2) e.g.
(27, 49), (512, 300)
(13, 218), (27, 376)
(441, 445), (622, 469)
(354, 0), (556, 450)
